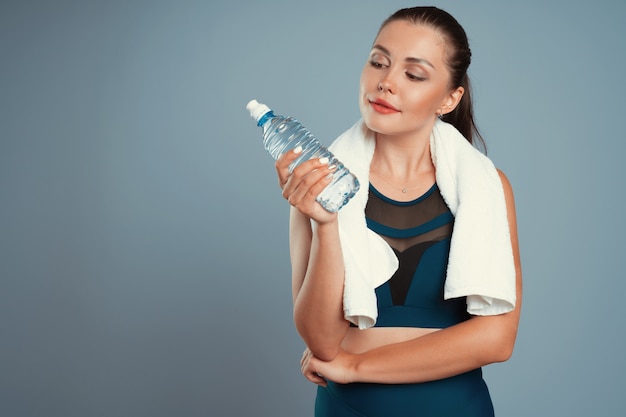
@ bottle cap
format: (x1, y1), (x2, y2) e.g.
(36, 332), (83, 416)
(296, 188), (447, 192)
(246, 99), (271, 122)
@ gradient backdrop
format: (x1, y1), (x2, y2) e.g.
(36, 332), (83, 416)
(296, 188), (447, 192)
(2, 0), (625, 416)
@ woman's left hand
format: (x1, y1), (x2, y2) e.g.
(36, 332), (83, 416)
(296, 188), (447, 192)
(300, 347), (357, 386)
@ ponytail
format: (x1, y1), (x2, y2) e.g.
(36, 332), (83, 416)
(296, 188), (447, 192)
(441, 76), (486, 152)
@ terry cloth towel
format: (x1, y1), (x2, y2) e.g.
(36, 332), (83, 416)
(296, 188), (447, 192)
(328, 119), (516, 329)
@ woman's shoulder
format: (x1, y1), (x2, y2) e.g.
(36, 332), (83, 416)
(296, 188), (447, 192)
(495, 169), (514, 195)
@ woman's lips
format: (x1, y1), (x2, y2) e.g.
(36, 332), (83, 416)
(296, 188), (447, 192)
(370, 98), (400, 114)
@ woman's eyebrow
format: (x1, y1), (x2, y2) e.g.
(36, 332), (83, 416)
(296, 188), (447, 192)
(372, 44), (435, 69)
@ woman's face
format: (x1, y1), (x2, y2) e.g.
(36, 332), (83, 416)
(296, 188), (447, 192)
(359, 20), (460, 137)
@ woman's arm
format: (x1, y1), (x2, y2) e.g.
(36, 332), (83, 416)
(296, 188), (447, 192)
(290, 208), (349, 361)
(302, 170), (522, 384)
(276, 148), (350, 361)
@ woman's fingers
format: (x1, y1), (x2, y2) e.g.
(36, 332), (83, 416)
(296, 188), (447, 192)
(275, 146), (304, 188)
(285, 164), (333, 206)
(279, 156), (334, 203)
(305, 370), (328, 387)
(301, 349), (328, 387)
(275, 148), (339, 222)
(276, 147), (333, 187)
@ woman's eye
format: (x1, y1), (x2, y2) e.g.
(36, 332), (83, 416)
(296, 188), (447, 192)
(406, 72), (427, 81)
(369, 60), (385, 69)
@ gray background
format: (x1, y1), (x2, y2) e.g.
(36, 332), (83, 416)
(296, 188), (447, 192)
(1, 0), (624, 416)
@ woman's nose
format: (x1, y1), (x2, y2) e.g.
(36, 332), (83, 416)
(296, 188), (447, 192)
(377, 74), (396, 94)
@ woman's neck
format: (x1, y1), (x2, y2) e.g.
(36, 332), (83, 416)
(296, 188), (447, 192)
(371, 131), (434, 178)
(369, 130), (436, 198)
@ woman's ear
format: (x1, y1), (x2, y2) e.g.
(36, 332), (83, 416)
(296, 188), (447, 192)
(439, 86), (464, 116)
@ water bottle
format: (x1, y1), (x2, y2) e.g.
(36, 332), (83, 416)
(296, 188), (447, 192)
(246, 99), (359, 212)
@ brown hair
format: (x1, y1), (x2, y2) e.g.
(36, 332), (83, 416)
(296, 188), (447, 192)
(379, 7), (485, 151)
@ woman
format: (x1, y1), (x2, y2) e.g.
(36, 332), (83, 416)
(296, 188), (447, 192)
(276, 6), (522, 416)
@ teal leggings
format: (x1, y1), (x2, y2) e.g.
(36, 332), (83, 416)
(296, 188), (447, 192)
(315, 368), (494, 417)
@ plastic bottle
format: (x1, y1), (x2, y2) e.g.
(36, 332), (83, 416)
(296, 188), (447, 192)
(246, 99), (359, 212)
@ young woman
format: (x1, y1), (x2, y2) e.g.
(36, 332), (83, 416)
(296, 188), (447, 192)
(275, 7), (522, 416)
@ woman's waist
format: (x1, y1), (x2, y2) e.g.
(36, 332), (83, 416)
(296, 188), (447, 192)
(341, 326), (440, 354)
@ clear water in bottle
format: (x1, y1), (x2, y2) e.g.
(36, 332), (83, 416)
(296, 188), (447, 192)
(246, 99), (359, 212)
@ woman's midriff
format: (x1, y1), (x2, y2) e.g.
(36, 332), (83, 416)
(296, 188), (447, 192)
(341, 326), (441, 354)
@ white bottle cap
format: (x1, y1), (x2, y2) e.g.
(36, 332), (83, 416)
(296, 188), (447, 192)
(246, 99), (271, 122)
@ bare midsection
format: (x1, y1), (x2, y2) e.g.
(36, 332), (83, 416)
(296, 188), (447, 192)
(341, 326), (441, 354)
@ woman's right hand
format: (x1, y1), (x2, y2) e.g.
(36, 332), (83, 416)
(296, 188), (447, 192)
(276, 146), (338, 224)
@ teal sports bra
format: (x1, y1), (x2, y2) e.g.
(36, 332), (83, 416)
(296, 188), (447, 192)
(366, 183), (471, 328)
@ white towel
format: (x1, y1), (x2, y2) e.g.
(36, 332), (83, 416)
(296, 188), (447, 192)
(328, 119), (516, 329)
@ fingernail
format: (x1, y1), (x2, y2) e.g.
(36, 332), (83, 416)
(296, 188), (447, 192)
(319, 157), (329, 164)
(293, 146), (303, 154)
(328, 164), (336, 171)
